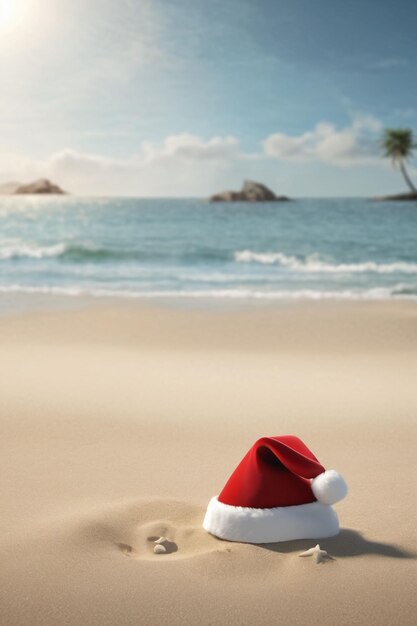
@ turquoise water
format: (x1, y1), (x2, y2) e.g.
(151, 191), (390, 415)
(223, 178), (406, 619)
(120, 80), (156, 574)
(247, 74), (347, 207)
(0, 196), (416, 305)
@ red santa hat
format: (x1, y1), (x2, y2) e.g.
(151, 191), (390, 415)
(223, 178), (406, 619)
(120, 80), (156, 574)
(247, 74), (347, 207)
(203, 435), (347, 543)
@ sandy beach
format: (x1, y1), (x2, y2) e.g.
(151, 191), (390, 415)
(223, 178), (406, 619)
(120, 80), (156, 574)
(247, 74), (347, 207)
(0, 300), (416, 625)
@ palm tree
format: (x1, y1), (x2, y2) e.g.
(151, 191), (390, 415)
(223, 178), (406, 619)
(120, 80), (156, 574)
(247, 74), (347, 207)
(382, 128), (417, 194)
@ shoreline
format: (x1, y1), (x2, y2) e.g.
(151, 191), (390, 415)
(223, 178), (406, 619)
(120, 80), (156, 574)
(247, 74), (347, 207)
(1, 290), (417, 317)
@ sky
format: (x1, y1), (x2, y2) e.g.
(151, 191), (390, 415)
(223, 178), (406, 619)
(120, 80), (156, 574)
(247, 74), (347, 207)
(0, 0), (416, 196)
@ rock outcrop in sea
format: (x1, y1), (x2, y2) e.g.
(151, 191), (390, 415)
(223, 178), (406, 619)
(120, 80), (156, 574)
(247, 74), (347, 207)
(210, 180), (290, 202)
(373, 192), (417, 201)
(0, 178), (66, 195)
(14, 178), (66, 195)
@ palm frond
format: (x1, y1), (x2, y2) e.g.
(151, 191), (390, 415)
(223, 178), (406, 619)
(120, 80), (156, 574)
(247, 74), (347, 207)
(382, 128), (415, 161)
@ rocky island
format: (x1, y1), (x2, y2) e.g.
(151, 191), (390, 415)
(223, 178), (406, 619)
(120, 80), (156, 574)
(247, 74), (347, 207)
(210, 180), (290, 202)
(0, 178), (66, 195)
(373, 192), (417, 201)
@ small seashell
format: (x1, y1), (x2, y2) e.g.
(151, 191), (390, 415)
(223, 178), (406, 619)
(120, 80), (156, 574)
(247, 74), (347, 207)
(298, 544), (329, 564)
(154, 544), (167, 554)
(154, 536), (167, 544)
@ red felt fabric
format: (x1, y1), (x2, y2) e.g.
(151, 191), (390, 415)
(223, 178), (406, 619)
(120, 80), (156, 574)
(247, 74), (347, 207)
(218, 435), (326, 508)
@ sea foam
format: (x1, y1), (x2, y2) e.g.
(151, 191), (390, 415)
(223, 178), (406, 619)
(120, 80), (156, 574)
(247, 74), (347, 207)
(0, 242), (67, 260)
(0, 283), (415, 301)
(234, 250), (417, 274)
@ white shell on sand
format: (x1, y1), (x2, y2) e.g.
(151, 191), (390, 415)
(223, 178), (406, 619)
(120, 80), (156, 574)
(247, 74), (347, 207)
(154, 536), (167, 544)
(154, 544), (167, 554)
(299, 544), (330, 564)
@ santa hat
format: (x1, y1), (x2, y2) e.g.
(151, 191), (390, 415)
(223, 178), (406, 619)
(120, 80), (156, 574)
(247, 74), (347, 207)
(203, 435), (347, 543)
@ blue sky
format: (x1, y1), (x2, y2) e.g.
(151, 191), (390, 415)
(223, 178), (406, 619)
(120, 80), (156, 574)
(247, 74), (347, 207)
(0, 0), (416, 195)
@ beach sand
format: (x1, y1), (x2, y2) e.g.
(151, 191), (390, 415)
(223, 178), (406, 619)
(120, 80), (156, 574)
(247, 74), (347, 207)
(0, 301), (416, 625)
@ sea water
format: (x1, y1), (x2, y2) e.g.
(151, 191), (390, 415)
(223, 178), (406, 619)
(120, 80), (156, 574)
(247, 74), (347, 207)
(0, 196), (416, 308)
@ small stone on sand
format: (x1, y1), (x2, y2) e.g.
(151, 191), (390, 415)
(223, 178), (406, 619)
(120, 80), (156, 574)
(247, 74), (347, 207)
(154, 536), (167, 544)
(154, 544), (167, 554)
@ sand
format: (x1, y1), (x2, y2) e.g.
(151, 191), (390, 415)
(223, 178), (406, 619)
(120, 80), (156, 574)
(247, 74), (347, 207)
(0, 300), (416, 625)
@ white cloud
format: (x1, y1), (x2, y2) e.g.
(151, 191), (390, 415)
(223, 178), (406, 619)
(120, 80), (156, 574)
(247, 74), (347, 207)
(263, 116), (383, 167)
(140, 134), (241, 163)
(0, 119), (393, 196)
(1, 134), (244, 196)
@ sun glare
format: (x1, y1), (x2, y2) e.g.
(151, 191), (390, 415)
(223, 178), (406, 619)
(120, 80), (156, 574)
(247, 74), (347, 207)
(0, 0), (22, 31)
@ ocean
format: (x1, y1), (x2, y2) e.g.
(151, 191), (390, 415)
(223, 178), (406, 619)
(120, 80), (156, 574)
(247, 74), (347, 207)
(0, 195), (416, 308)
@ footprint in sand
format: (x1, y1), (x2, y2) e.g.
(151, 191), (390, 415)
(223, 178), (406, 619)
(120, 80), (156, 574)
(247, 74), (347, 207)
(117, 542), (134, 557)
(151, 536), (178, 555)
(89, 500), (222, 561)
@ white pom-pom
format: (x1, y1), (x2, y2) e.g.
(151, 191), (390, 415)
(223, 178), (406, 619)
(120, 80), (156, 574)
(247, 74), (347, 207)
(311, 470), (347, 505)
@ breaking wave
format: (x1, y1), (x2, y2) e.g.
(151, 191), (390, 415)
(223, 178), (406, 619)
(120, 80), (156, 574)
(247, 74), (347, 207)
(234, 250), (417, 274)
(0, 241), (231, 263)
(6, 243), (417, 277)
(0, 242), (67, 260)
(0, 242), (126, 262)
